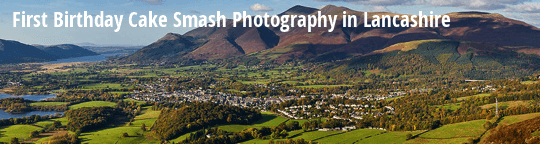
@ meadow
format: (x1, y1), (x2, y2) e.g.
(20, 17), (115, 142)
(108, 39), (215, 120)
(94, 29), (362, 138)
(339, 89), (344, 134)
(30, 102), (69, 106)
(68, 101), (117, 109)
(217, 112), (288, 132)
(0, 125), (42, 142)
(79, 106), (160, 144)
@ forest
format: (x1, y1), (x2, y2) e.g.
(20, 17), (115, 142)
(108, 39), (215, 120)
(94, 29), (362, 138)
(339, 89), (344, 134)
(153, 102), (262, 140)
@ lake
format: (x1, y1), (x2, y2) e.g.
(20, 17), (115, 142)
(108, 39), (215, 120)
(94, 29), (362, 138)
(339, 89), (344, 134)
(0, 93), (62, 119)
(0, 110), (62, 119)
(0, 93), (56, 101)
(43, 53), (127, 64)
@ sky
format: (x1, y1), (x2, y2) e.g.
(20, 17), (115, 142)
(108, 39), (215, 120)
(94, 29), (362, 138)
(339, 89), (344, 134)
(1, 0), (540, 46)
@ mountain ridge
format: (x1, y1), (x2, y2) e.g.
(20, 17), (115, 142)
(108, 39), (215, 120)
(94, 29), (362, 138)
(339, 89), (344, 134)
(123, 5), (540, 64)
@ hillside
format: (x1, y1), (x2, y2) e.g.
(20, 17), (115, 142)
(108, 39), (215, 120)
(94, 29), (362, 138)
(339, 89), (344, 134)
(124, 5), (540, 65)
(0, 39), (58, 64)
(35, 44), (99, 59)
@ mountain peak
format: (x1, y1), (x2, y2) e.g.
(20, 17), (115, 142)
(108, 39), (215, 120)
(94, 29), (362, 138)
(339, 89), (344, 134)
(279, 5), (318, 16)
(159, 33), (184, 41)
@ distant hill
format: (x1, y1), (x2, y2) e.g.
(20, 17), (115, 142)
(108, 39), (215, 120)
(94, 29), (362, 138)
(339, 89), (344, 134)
(124, 5), (540, 65)
(0, 39), (58, 64)
(0, 39), (104, 64)
(34, 44), (99, 59)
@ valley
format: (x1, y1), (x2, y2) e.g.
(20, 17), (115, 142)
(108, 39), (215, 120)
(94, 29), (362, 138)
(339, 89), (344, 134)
(2, 4), (540, 144)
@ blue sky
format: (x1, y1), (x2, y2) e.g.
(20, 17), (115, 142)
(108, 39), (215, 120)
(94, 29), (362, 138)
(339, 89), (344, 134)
(1, 0), (540, 46)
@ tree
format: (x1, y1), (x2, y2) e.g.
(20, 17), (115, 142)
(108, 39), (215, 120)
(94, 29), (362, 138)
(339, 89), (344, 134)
(141, 123), (147, 132)
(52, 120), (62, 128)
(406, 133), (413, 140)
(29, 130), (39, 138)
(10, 137), (19, 144)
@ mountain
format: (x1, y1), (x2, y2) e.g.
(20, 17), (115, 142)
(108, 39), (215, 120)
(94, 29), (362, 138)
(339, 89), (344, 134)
(34, 44), (99, 59)
(124, 5), (540, 64)
(122, 33), (204, 63)
(0, 39), (58, 64)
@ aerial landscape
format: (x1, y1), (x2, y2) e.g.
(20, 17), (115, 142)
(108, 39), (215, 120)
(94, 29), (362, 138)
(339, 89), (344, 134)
(3, 0), (540, 144)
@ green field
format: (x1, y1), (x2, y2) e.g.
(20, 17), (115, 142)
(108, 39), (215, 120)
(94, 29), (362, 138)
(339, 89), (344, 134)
(123, 99), (147, 105)
(0, 125), (42, 142)
(358, 131), (424, 144)
(79, 83), (133, 90)
(315, 129), (385, 143)
(419, 119), (486, 139)
(521, 81), (537, 84)
(34, 117), (69, 128)
(499, 112), (540, 125)
(30, 102), (69, 106)
(69, 101), (117, 109)
(405, 119), (487, 144)
(457, 93), (491, 101)
(435, 103), (461, 111)
(79, 106), (160, 144)
(295, 85), (352, 88)
(217, 112), (288, 132)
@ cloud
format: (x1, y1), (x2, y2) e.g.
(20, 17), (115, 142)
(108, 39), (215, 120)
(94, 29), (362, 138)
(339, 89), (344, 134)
(316, 0), (533, 10)
(503, 3), (540, 13)
(122, 2), (134, 6)
(315, 0), (414, 6)
(249, 4), (274, 12)
(132, 0), (165, 5)
(365, 6), (390, 12)
(190, 10), (201, 14)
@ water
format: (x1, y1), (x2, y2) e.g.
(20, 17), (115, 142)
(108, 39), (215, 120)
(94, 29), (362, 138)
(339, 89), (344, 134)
(0, 93), (61, 119)
(43, 53), (126, 64)
(0, 110), (62, 119)
(0, 93), (56, 101)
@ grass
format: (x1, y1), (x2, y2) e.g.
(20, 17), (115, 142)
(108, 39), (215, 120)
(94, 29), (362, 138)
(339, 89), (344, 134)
(218, 112), (288, 132)
(69, 101), (117, 109)
(435, 103), (461, 111)
(385, 96), (405, 101)
(79, 83), (133, 90)
(30, 102), (68, 106)
(79, 106), (160, 144)
(499, 112), (540, 125)
(419, 119), (487, 139)
(34, 117), (69, 128)
(290, 131), (343, 141)
(457, 93), (491, 101)
(480, 100), (529, 109)
(0, 125), (42, 142)
(521, 81), (537, 84)
(295, 85), (352, 88)
(405, 137), (472, 144)
(123, 99), (146, 105)
(315, 129), (385, 143)
(405, 120), (488, 144)
(358, 131), (424, 144)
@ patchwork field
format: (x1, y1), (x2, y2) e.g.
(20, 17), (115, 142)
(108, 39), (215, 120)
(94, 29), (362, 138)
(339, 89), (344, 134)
(406, 119), (487, 144)
(0, 125), (42, 142)
(69, 101), (117, 109)
(79, 83), (134, 90)
(79, 106), (160, 144)
(217, 112), (288, 132)
(30, 102), (69, 106)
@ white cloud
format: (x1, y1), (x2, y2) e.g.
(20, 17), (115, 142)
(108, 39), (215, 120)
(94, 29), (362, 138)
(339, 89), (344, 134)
(503, 3), (540, 13)
(315, 0), (414, 6)
(249, 4), (274, 12)
(366, 6), (390, 12)
(132, 0), (164, 5)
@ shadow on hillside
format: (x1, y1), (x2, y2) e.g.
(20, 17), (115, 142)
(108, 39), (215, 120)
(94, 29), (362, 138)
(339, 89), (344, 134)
(251, 113), (278, 125)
